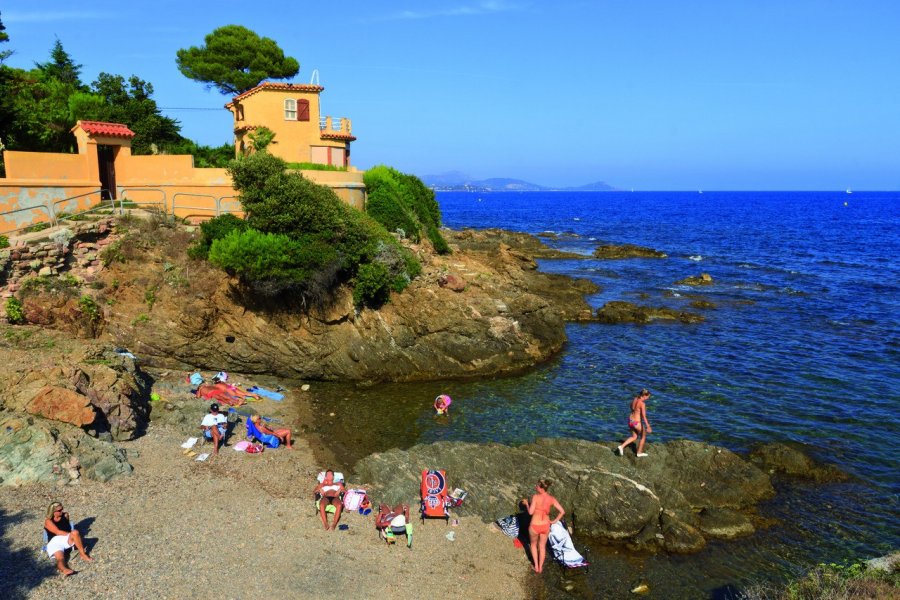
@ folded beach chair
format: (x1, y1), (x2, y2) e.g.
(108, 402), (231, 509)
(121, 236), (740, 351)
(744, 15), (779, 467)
(375, 503), (413, 549)
(420, 469), (451, 524)
(246, 418), (280, 448)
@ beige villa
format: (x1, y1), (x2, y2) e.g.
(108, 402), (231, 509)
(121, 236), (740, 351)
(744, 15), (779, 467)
(0, 80), (364, 235)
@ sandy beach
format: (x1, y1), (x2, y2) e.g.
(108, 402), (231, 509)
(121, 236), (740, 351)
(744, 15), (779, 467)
(0, 422), (531, 600)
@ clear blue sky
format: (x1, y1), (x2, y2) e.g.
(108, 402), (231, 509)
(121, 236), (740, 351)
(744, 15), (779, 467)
(3, 1), (899, 190)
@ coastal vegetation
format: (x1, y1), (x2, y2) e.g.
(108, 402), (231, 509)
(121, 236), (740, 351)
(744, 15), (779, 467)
(364, 165), (450, 253)
(176, 25), (300, 95)
(739, 560), (899, 599)
(194, 152), (421, 307)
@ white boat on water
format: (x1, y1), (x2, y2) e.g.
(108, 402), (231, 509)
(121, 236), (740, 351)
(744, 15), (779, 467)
(846, 188), (852, 194)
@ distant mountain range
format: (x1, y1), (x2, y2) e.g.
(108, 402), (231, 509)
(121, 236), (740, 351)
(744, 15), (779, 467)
(421, 172), (617, 192)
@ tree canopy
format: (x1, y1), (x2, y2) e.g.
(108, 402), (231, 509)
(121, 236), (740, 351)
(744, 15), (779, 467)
(176, 25), (299, 96)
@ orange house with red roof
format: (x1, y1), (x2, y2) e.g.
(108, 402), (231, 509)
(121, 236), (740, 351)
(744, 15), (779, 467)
(226, 82), (356, 167)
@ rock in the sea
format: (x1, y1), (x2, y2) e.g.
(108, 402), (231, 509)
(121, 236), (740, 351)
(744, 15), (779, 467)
(749, 442), (848, 483)
(353, 438), (773, 553)
(593, 244), (667, 259)
(676, 273), (714, 286)
(26, 385), (95, 427)
(698, 507), (755, 539)
(596, 301), (704, 324)
(0, 413), (132, 485)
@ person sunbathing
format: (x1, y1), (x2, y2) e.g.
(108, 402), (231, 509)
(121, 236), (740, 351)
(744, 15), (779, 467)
(313, 470), (345, 530)
(250, 415), (293, 449)
(195, 380), (258, 407)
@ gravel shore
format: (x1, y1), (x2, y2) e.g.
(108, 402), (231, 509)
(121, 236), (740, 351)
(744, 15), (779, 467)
(0, 424), (530, 600)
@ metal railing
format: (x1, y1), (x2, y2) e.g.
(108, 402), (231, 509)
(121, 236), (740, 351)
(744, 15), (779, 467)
(1, 189), (104, 236)
(116, 187), (168, 214)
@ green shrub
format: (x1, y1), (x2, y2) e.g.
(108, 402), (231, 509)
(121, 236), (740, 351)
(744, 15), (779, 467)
(353, 262), (391, 307)
(0, 235), (9, 249)
(78, 295), (101, 322)
(5, 297), (25, 324)
(364, 165), (450, 254)
(19, 274), (80, 298)
(188, 213), (248, 259)
(286, 162), (347, 172)
(23, 222), (51, 234)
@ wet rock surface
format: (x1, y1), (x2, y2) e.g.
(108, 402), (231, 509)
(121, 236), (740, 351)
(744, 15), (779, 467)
(749, 441), (849, 482)
(353, 438), (776, 553)
(596, 300), (705, 324)
(676, 273), (714, 286)
(593, 243), (668, 259)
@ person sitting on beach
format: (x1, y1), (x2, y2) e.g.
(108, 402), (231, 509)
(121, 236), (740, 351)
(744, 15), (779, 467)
(616, 388), (653, 457)
(313, 470), (345, 530)
(200, 403), (228, 455)
(523, 478), (564, 573)
(250, 415), (293, 449)
(434, 394), (452, 415)
(44, 501), (93, 576)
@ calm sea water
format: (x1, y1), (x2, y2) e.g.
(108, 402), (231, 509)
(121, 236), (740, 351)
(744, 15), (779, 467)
(309, 191), (899, 598)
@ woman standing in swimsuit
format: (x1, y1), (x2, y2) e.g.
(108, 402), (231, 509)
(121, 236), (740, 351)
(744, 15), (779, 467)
(616, 388), (652, 457)
(523, 478), (565, 573)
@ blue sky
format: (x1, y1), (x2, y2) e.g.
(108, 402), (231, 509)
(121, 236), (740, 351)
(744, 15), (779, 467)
(3, 1), (899, 190)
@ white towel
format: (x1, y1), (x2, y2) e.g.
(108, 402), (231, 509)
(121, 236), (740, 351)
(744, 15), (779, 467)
(549, 522), (588, 568)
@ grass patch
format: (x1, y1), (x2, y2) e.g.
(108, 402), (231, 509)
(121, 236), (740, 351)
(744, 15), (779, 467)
(19, 274), (81, 298)
(738, 561), (899, 600)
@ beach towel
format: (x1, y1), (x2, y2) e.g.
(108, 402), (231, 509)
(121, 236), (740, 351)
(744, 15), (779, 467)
(246, 418), (280, 448)
(247, 386), (284, 401)
(549, 522), (588, 568)
(496, 514), (520, 538)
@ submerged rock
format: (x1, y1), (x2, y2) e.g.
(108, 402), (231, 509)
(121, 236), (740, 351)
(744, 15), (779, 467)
(749, 442), (848, 483)
(596, 301), (704, 324)
(593, 244), (667, 259)
(353, 438), (773, 553)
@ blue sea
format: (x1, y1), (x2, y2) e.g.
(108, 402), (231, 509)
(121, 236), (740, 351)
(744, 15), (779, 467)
(314, 191), (899, 597)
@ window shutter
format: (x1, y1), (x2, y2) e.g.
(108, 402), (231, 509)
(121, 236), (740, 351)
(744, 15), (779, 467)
(297, 99), (310, 121)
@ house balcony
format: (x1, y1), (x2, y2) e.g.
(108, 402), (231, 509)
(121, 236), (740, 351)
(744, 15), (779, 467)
(319, 116), (356, 141)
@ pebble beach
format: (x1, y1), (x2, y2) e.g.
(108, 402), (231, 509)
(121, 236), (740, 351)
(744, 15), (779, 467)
(0, 425), (530, 600)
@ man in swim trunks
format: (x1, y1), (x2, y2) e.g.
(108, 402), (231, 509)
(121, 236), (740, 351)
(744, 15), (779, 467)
(313, 470), (345, 530)
(523, 478), (565, 573)
(616, 388), (653, 457)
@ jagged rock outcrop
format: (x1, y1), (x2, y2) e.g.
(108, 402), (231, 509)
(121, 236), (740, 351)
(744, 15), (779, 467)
(676, 273), (714, 286)
(593, 244), (667, 259)
(0, 344), (151, 441)
(0, 413), (132, 486)
(596, 301), (704, 324)
(353, 438), (775, 553)
(96, 227), (598, 382)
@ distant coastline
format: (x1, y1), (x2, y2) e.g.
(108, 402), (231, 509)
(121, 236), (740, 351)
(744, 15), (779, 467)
(422, 172), (618, 192)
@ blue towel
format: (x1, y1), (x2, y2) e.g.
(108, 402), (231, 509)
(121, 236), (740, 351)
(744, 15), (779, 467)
(247, 386), (284, 401)
(246, 418), (280, 448)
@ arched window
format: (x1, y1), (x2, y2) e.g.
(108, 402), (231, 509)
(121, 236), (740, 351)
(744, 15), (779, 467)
(284, 98), (297, 120)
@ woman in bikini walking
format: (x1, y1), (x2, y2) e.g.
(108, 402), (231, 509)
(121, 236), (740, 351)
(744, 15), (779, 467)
(523, 478), (565, 573)
(616, 388), (652, 457)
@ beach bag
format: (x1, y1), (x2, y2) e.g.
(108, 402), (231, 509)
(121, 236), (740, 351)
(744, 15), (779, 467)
(343, 489), (368, 512)
(245, 443), (264, 454)
(189, 372), (204, 386)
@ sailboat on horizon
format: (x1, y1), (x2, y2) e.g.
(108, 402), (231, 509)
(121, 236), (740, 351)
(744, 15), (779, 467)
(846, 188), (852, 194)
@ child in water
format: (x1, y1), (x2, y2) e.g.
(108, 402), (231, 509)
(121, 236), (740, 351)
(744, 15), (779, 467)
(434, 394), (452, 415)
(616, 389), (652, 457)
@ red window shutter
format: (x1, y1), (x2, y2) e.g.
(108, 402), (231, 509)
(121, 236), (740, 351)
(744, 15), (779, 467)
(297, 99), (310, 121)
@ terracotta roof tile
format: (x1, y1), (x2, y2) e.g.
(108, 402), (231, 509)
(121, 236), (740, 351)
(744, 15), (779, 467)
(320, 131), (357, 142)
(226, 82), (325, 107)
(74, 121), (136, 138)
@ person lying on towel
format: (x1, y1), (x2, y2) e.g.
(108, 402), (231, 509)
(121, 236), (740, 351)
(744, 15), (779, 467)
(313, 470), (345, 531)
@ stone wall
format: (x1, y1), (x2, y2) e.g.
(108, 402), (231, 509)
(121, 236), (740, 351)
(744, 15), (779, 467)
(0, 217), (118, 312)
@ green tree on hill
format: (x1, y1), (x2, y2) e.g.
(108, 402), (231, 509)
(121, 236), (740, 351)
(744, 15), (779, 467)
(0, 11), (12, 63)
(35, 39), (83, 87)
(176, 25), (300, 95)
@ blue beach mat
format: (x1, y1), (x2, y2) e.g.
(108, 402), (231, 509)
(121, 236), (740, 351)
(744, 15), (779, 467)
(247, 386), (285, 401)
